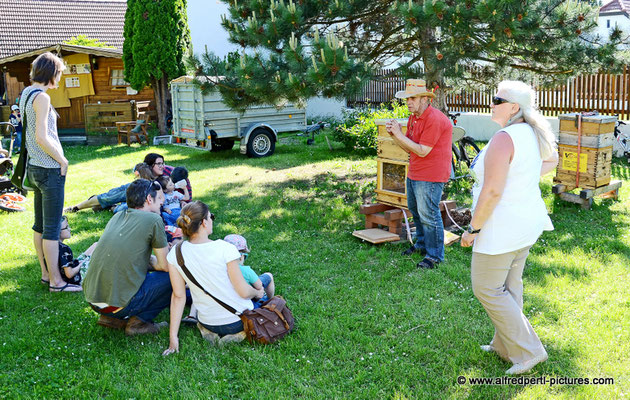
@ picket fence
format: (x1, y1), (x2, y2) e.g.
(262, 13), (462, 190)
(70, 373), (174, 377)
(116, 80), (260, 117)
(347, 66), (630, 120)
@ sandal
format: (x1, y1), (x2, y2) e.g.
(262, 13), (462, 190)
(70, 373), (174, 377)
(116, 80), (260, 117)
(417, 258), (438, 269)
(64, 206), (80, 213)
(49, 283), (82, 292)
(0, 193), (26, 203)
(40, 279), (50, 285)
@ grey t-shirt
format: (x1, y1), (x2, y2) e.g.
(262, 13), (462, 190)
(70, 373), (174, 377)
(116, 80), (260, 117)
(83, 208), (168, 307)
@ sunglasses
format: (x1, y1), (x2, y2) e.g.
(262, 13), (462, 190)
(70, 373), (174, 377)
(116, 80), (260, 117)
(144, 180), (161, 199)
(208, 212), (215, 221)
(492, 96), (511, 106)
(241, 252), (248, 260)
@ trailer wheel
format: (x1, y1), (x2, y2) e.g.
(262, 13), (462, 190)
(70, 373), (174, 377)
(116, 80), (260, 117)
(211, 138), (235, 151)
(246, 129), (275, 158)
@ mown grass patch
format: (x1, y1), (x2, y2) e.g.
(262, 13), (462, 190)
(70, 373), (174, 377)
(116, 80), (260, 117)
(0, 131), (628, 399)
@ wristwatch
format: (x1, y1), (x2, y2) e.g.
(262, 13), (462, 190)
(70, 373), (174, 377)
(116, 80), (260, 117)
(466, 225), (481, 234)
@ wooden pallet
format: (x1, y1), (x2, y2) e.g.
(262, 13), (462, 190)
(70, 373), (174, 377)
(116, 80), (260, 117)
(552, 180), (622, 209)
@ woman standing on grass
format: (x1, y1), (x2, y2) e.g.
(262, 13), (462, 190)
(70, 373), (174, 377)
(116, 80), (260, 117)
(162, 201), (264, 355)
(22, 52), (81, 293)
(460, 80), (558, 375)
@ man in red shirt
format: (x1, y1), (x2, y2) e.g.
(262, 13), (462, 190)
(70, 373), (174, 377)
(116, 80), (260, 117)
(386, 79), (452, 269)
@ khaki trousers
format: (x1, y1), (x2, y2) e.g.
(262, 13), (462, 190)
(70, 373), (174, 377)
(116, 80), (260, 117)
(471, 246), (546, 364)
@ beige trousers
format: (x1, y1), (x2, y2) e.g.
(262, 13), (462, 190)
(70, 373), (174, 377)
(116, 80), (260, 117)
(471, 246), (546, 364)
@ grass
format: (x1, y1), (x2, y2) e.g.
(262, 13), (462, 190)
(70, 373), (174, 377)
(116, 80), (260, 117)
(0, 131), (629, 399)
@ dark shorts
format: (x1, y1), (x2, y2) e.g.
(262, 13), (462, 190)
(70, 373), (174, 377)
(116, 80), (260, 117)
(28, 165), (65, 240)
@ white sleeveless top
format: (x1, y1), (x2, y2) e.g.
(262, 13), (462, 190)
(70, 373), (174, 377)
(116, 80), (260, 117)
(20, 86), (61, 168)
(471, 123), (553, 255)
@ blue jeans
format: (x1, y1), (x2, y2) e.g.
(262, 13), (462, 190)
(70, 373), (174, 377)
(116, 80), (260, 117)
(14, 131), (22, 152)
(28, 165), (65, 240)
(99, 271), (172, 323)
(252, 273), (272, 309)
(199, 320), (244, 336)
(406, 178), (445, 263)
(161, 208), (180, 226)
(96, 183), (131, 208)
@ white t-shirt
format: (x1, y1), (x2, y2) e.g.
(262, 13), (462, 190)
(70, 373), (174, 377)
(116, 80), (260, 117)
(471, 123), (553, 255)
(166, 239), (253, 325)
(163, 191), (184, 211)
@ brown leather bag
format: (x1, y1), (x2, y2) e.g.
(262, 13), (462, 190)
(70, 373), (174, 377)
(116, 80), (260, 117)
(175, 242), (294, 344)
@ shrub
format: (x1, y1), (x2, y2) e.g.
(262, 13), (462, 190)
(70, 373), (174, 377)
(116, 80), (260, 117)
(332, 101), (410, 154)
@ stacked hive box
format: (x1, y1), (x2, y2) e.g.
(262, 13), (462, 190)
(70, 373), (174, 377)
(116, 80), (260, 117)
(554, 113), (615, 190)
(374, 119), (410, 208)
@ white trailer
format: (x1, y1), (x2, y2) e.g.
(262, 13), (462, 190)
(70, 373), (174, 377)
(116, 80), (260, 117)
(170, 76), (306, 157)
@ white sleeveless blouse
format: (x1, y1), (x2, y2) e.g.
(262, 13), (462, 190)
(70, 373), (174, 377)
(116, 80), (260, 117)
(471, 123), (553, 255)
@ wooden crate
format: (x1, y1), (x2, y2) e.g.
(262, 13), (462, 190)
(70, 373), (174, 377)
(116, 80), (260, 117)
(375, 119), (410, 208)
(554, 113), (615, 190)
(84, 102), (134, 133)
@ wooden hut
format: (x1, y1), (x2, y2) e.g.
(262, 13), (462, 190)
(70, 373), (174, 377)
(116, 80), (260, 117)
(0, 0), (155, 135)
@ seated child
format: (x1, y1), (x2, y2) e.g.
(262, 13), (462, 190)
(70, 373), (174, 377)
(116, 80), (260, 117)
(57, 216), (97, 284)
(182, 233), (275, 324)
(157, 175), (190, 227)
(170, 166), (191, 202)
(224, 234), (274, 307)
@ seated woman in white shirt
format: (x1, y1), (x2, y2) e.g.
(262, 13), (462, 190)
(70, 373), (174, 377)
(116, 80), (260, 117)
(162, 201), (264, 355)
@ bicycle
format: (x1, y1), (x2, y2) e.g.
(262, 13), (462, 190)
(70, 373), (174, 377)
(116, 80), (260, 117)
(447, 112), (481, 180)
(613, 119), (630, 162)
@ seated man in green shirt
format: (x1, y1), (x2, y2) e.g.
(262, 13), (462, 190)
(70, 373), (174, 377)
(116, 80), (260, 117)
(83, 179), (172, 336)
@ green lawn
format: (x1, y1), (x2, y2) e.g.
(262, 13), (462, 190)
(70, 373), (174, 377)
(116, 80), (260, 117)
(0, 133), (628, 399)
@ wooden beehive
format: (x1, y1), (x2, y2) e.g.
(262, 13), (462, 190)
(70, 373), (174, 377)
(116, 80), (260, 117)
(374, 119), (409, 208)
(554, 113), (616, 190)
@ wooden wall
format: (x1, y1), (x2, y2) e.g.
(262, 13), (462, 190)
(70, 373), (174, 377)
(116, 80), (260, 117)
(2, 54), (155, 131)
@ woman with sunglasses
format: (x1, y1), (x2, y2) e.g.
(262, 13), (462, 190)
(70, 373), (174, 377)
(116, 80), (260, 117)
(460, 81), (558, 375)
(162, 201), (265, 355)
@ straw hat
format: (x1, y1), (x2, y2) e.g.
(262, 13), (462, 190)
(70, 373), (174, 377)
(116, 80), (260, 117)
(395, 79), (436, 99)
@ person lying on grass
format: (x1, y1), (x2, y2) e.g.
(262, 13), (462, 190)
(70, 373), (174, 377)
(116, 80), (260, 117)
(163, 201), (264, 355)
(83, 179), (175, 336)
(143, 153), (192, 202)
(54, 215), (97, 285)
(64, 163), (155, 213)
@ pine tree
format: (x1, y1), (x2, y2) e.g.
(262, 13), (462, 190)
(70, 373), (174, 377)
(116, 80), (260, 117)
(192, 0), (626, 111)
(123, 0), (191, 133)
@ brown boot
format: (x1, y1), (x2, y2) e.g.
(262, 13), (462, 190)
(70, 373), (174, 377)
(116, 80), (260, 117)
(124, 316), (167, 336)
(97, 314), (127, 330)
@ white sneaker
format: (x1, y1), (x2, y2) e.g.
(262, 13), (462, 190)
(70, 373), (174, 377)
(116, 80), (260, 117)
(506, 352), (548, 375)
(480, 345), (495, 353)
(196, 322), (219, 344)
(218, 331), (246, 346)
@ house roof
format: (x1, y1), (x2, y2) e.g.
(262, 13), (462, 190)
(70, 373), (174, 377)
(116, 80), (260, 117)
(600, 0), (630, 15)
(0, 44), (122, 65)
(0, 0), (126, 59)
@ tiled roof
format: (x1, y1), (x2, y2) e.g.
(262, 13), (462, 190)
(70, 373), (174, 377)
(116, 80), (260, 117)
(600, 0), (630, 14)
(0, 0), (126, 59)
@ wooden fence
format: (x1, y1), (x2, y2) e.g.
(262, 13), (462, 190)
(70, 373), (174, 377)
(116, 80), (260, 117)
(347, 66), (630, 120)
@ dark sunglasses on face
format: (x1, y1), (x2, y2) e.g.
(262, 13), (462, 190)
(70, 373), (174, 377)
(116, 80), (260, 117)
(492, 96), (510, 106)
(144, 180), (161, 199)
(208, 212), (215, 221)
(241, 252), (248, 260)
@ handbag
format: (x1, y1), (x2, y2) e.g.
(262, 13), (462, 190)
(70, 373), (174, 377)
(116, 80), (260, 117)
(11, 89), (42, 191)
(175, 242), (294, 344)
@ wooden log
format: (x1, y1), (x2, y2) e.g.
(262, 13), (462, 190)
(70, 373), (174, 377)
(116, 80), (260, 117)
(579, 180), (622, 199)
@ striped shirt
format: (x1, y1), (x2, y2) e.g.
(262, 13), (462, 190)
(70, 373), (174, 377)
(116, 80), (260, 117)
(20, 86), (62, 168)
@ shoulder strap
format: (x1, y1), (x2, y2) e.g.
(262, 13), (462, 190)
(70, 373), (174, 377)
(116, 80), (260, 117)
(175, 242), (240, 315)
(20, 89), (43, 152)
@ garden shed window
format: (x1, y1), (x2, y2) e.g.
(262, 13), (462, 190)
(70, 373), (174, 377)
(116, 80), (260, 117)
(110, 69), (130, 88)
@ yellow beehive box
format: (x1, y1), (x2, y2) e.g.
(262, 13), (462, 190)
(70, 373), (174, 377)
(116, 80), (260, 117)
(554, 113), (616, 190)
(374, 119), (409, 208)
